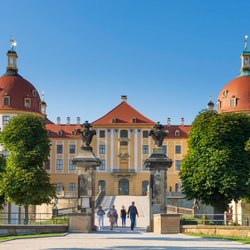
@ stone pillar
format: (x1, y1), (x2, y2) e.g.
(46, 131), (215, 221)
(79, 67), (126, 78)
(144, 123), (174, 233)
(68, 121), (101, 233)
(145, 147), (172, 232)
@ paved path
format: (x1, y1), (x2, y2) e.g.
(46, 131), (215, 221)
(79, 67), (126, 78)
(99, 195), (149, 228)
(0, 227), (249, 250)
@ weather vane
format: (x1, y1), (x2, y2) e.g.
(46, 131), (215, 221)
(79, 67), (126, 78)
(10, 34), (17, 51)
(244, 35), (248, 50)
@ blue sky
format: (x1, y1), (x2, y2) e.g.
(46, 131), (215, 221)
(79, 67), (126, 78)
(0, 0), (249, 125)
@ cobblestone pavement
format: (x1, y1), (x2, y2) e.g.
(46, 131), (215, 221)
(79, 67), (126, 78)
(0, 227), (249, 250)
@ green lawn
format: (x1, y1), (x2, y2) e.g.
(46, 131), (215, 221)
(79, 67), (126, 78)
(186, 233), (250, 244)
(0, 233), (66, 242)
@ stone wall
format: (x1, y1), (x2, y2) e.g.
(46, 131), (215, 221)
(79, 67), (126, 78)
(0, 225), (68, 236)
(181, 225), (250, 238)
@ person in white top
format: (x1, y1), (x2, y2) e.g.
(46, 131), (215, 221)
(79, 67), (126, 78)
(97, 206), (105, 231)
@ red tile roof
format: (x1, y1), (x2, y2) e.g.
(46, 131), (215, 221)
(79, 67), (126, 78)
(163, 125), (191, 138)
(0, 75), (41, 114)
(92, 101), (156, 126)
(218, 76), (250, 113)
(46, 123), (82, 138)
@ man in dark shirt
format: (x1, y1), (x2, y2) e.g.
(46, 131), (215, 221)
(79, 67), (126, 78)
(127, 201), (139, 230)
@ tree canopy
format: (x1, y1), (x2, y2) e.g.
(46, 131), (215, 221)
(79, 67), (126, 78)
(0, 114), (55, 207)
(180, 110), (250, 211)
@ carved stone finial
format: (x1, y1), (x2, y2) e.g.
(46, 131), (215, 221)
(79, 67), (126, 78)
(149, 122), (167, 147)
(77, 121), (96, 147)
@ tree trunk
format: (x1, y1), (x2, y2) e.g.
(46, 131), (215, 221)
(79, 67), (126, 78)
(213, 206), (225, 224)
(24, 205), (29, 224)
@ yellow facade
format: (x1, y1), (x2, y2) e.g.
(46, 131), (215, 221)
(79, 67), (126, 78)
(48, 104), (189, 196)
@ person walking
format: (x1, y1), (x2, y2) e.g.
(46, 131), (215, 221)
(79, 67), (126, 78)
(96, 206), (105, 231)
(127, 201), (139, 230)
(120, 205), (127, 227)
(107, 205), (118, 230)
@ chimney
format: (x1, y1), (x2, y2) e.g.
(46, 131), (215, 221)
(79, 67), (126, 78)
(167, 118), (171, 126)
(67, 117), (70, 125)
(121, 95), (127, 102)
(77, 117), (80, 125)
(57, 117), (61, 125)
(180, 118), (184, 126)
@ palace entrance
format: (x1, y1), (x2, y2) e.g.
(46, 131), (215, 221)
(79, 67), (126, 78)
(119, 178), (129, 195)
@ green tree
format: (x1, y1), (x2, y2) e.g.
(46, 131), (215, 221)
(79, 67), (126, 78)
(0, 156), (6, 209)
(0, 114), (55, 223)
(180, 110), (250, 213)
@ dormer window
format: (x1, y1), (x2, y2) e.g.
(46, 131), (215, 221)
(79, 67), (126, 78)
(3, 96), (10, 106)
(132, 117), (137, 123)
(217, 100), (221, 110)
(230, 96), (237, 107)
(112, 117), (117, 123)
(175, 130), (180, 137)
(58, 130), (63, 136)
(24, 98), (31, 108)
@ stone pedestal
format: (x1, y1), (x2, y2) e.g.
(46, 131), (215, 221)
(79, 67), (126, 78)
(72, 146), (101, 233)
(144, 147), (173, 232)
(68, 213), (93, 233)
(153, 214), (181, 234)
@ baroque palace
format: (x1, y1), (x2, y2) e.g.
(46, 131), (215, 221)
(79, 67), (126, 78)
(0, 37), (249, 217)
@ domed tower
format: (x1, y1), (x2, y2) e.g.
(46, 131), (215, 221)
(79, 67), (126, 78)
(217, 36), (250, 114)
(0, 36), (45, 130)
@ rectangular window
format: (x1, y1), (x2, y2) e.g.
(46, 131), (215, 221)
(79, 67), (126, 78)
(69, 183), (75, 191)
(3, 97), (10, 106)
(230, 98), (236, 107)
(44, 160), (50, 170)
(175, 145), (181, 154)
(69, 160), (75, 170)
(99, 145), (105, 154)
(69, 144), (75, 154)
(143, 130), (149, 138)
(100, 160), (105, 170)
(162, 145), (167, 154)
(24, 98), (31, 108)
(56, 183), (63, 192)
(120, 141), (128, 146)
(57, 145), (63, 154)
(99, 130), (105, 138)
(56, 159), (63, 170)
(143, 145), (149, 154)
(175, 160), (181, 171)
(2, 116), (10, 125)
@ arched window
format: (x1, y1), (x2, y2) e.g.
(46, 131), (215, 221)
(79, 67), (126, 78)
(230, 96), (237, 107)
(120, 130), (128, 138)
(98, 180), (106, 192)
(142, 180), (149, 195)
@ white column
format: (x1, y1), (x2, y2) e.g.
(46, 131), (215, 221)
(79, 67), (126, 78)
(134, 129), (138, 172)
(110, 129), (114, 172)
(128, 129), (131, 169)
(105, 129), (108, 173)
